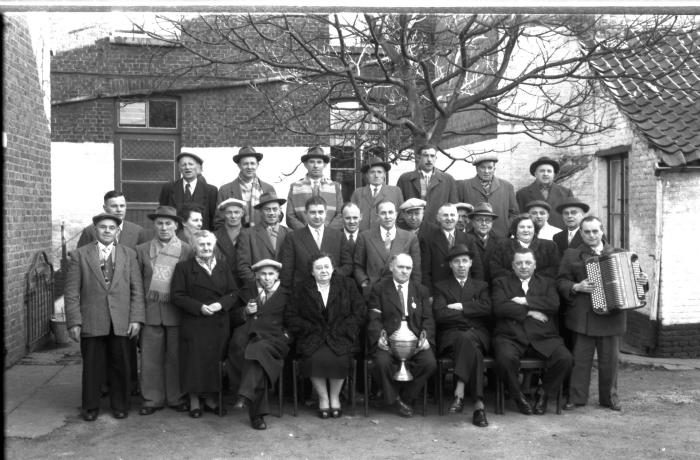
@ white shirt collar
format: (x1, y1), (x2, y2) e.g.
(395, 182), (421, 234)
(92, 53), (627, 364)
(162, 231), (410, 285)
(443, 229), (455, 240)
(309, 224), (325, 237)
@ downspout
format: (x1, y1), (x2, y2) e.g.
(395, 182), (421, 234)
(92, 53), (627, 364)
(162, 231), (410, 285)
(649, 169), (664, 355)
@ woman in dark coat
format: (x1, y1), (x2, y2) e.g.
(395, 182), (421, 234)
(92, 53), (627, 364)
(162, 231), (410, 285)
(286, 254), (366, 418)
(171, 230), (238, 418)
(490, 215), (560, 281)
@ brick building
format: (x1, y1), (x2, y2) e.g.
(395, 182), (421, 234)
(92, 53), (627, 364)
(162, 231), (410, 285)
(3, 15), (53, 366)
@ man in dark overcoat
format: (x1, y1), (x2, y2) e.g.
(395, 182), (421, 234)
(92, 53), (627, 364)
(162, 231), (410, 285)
(228, 259), (290, 430)
(516, 156), (574, 230)
(465, 202), (502, 283)
(552, 197), (589, 256)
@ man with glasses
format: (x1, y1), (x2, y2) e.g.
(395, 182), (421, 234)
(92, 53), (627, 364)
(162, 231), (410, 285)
(466, 202), (502, 283)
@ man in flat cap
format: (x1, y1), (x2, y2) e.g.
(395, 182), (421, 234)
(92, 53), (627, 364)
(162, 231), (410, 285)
(525, 200), (562, 241)
(214, 198), (247, 284)
(516, 156), (574, 230)
(397, 145), (458, 228)
(397, 198), (429, 238)
(228, 259), (290, 430)
(286, 146), (344, 230)
(77, 190), (149, 250)
(159, 149), (218, 231)
(237, 192), (290, 283)
(215, 146), (276, 230)
(552, 198), (589, 256)
(351, 155), (404, 232)
(466, 202), (503, 283)
(135, 206), (193, 416)
(65, 213), (145, 421)
(455, 202), (474, 234)
(432, 245), (491, 427)
(457, 154), (518, 239)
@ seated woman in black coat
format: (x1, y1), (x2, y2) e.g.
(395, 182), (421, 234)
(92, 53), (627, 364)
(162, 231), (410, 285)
(489, 215), (560, 281)
(286, 254), (366, 418)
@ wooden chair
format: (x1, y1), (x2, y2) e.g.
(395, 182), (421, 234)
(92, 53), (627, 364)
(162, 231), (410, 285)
(291, 357), (357, 417)
(494, 358), (562, 415)
(220, 359), (284, 418)
(363, 351), (429, 417)
(435, 356), (496, 416)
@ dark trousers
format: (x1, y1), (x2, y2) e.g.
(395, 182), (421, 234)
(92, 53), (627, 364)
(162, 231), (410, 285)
(569, 333), (619, 406)
(442, 331), (485, 401)
(236, 360), (269, 418)
(81, 328), (132, 412)
(493, 338), (572, 398)
(373, 348), (436, 405)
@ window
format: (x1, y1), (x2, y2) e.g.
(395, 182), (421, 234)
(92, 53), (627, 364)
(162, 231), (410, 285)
(607, 153), (629, 248)
(118, 99), (178, 129)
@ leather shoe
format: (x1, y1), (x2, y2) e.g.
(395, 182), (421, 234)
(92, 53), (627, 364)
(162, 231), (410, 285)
(251, 416), (267, 430)
(394, 398), (414, 418)
(533, 389), (548, 415)
(448, 397), (464, 414)
(233, 396), (249, 410)
(112, 410), (128, 419)
(139, 406), (162, 416)
(563, 401), (584, 411)
(330, 408), (342, 418)
(472, 409), (488, 427)
(168, 402), (190, 412)
(82, 409), (98, 422)
(514, 393), (533, 415)
(189, 408), (203, 418)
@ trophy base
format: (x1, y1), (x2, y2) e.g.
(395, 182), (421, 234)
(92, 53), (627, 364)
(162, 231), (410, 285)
(393, 361), (414, 381)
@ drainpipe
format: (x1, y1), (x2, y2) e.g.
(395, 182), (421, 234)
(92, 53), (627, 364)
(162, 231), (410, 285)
(649, 172), (664, 355)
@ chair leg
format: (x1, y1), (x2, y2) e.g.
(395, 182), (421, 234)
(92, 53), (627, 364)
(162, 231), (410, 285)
(218, 361), (225, 416)
(437, 361), (444, 416)
(351, 359), (357, 416)
(363, 360), (370, 417)
(277, 368), (284, 418)
(496, 376), (504, 415)
(292, 360), (298, 417)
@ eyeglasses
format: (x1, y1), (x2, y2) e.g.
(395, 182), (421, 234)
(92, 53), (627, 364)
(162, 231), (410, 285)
(472, 218), (493, 224)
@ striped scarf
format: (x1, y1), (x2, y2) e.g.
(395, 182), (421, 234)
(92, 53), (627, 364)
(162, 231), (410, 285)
(290, 176), (339, 225)
(238, 175), (264, 225)
(147, 237), (182, 303)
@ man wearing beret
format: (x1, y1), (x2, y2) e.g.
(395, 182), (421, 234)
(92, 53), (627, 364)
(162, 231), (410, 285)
(65, 213), (145, 421)
(351, 155), (404, 232)
(457, 154), (518, 239)
(397, 145), (458, 228)
(135, 206), (193, 415)
(516, 156), (574, 230)
(159, 150), (218, 231)
(237, 192), (290, 283)
(552, 198), (589, 256)
(215, 146), (276, 230)
(525, 200), (562, 241)
(286, 146), (344, 230)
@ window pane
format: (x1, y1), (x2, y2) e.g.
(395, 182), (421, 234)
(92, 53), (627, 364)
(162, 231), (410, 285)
(119, 102), (146, 127)
(330, 169), (355, 203)
(122, 160), (174, 181)
(121, 138), (176, 160)
(149, 100), (177, 128)
(122, 182), (166, 204)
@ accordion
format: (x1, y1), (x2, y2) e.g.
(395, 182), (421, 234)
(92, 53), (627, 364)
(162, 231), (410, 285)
(585, 251), (646, 315)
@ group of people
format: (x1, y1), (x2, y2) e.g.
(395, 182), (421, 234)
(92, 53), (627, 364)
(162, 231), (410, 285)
(64, 144), (647, 431)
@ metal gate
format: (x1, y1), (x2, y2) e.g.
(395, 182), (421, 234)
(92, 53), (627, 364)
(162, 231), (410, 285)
(25, 251), (54, 351)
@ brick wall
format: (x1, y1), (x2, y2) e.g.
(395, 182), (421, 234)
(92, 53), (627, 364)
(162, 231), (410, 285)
(3, 16), (53, 366)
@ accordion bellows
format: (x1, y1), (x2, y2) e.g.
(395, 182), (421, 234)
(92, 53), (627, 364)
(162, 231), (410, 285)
(585, 251), (646, 315)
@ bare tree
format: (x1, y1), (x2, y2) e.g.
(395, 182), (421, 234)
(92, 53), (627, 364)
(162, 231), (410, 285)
(136, 13), (699, 165)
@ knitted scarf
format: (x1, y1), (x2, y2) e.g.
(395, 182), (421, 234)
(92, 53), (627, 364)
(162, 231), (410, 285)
(147, 237), (182, 303)
(239, 175), (264, 225)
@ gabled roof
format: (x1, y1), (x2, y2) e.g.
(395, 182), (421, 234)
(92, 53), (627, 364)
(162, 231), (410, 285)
(590, 31), (700, 166)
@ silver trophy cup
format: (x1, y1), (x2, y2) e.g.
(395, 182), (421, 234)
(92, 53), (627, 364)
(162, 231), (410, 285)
(388, 320), (419, 381)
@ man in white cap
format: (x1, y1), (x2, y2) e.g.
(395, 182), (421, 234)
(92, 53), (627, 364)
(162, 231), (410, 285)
(351, 155), (404, 232)
(228, 259), (290, 430)
(397, 198), (429, 238)
(65, 213), (145, 422)
(237, 192), (290, 283)
(525, 200), (562, 241)
(516, 156), (574, 230)
(159, 149), (218, 230)
(135, 206), (193, 416)
(457, 153), (518, 239)
(214, 198), (247, 282)
(215, 146), (276, 229)
(286, 146), (344, 230)
(455, 202), (474, 234)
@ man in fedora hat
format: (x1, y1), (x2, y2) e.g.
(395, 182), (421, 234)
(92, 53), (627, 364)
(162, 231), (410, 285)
(466, 202), (503, 283)
(135, 206), (194, 416)
(396, 144), (458, 228)
(237, 192), (290, 283)
(455, 202), (474, 234)
(159, 149), (218, 231)
(525, 200), (562, 241)
(516, 156), (574, 230)
(286, 146), (344, 230)
(215, 146), (276, 229)
(65, 213), (145, 422)
(457, 153), (518, 239)
(552, 198), (590, 255)
(432, 244), (491, 427)
(77, 190), (149, 250)
(351, 155), (404, 232)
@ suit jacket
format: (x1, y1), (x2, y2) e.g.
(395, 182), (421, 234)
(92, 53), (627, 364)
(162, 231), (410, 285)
(286, 274), (366, 358)
(237, 225), (290, 283)
(457, 176), (518, 239)
(135, 238), (194, 326)
(353, 226), (421, 289)
(492, 273), (563, 357)
(159, 176), (219, 231)
(64, 244), (145, 336)
(350, 185), (404, 232)
(77, 220), (148, 250)
(279, 226), (353, 289)
(367, 277), (435, 352)
(489, 237), (560, 281)
(420, 225), (484, 293)
(552, 229), (583, 256)
(466, 229), (502, 282)
(515, 182), (574, 230)
(214, 177), (276, 230)
(213, 228), (241, 283)
(396, 170), (458, 227)
(432, 277), (491, 354)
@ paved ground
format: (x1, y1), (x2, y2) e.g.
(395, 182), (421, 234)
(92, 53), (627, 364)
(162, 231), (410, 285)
(5, 340), (700, 459)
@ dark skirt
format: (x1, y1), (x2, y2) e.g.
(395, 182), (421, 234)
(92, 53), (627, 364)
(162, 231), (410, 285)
(301, 344), (351, 379)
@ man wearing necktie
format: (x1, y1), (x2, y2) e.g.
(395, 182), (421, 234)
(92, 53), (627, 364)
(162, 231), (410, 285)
(350, 155), (403, 232)
(367, 253), (436, 418)
(552, 198), (590, 256)
(491, 247), (572, 416)
(340, 202), (362, 261)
